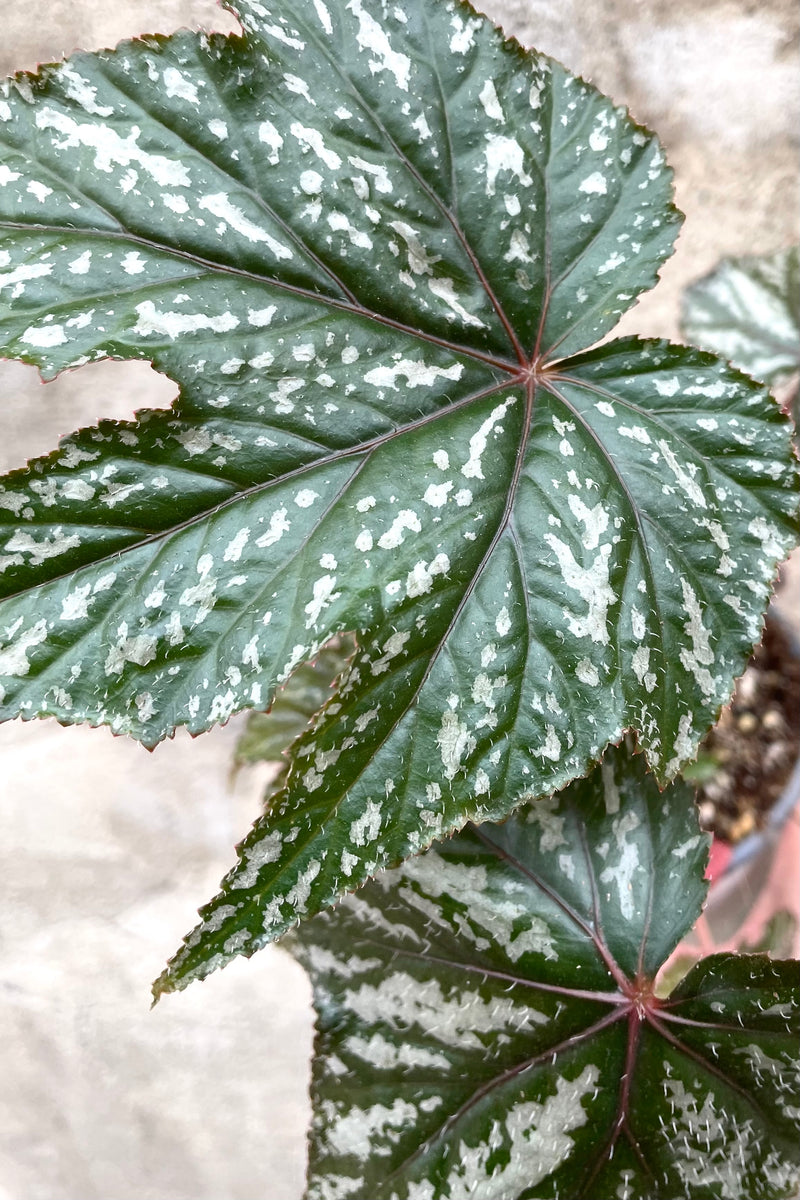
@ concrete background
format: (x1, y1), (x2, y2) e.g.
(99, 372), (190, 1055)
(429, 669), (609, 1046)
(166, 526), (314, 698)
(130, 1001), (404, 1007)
(0, 1), (798, 1197)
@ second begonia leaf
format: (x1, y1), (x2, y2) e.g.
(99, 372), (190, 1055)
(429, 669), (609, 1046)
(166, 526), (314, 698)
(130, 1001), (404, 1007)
(233, 634), (353, 778)
(0, 0), (797, 988)
(289, 748), (800, 1200)
(682, 246), (800, 389)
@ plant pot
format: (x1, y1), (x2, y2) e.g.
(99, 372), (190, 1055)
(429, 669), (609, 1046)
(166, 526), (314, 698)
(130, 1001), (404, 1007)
(660, 605), (800, 986)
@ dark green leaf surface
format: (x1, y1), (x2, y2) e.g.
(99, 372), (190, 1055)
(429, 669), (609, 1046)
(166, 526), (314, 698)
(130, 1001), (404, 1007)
(156, 336), (798, 994)
(0, 0), (798, 987)
(288, 749), (800, 1200)
(682, 246), (800, 388)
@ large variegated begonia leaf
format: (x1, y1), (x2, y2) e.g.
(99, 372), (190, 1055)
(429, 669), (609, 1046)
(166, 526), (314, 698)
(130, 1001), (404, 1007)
(289, 748), (800, 1200)
(0, 0), (798, 989)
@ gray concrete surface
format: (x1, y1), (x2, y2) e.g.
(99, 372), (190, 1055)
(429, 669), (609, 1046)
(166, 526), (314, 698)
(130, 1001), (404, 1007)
(0, 1), (798, 1197)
